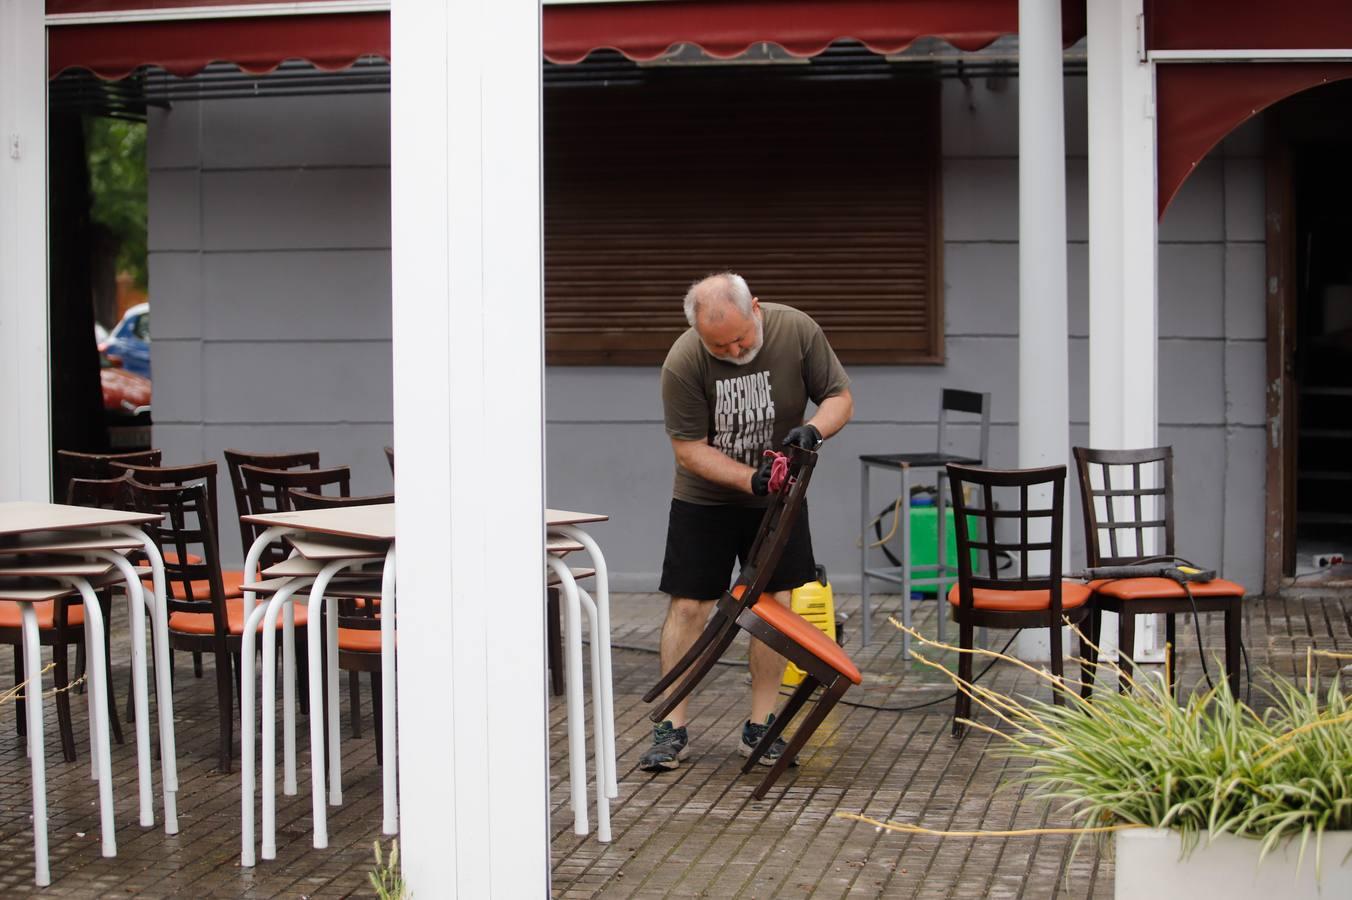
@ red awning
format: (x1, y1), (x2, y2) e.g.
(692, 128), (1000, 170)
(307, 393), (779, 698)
(1156, 63), (1352, 217)
(1145, 0), (1352, 52)
(49, 0), (1087, 80)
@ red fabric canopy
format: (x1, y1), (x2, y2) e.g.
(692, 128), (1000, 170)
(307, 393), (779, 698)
(49, 0), (1087, 80)
(49, 13), (390, 79)
(1145, 0), (1352, 52)
(1156, 62), (1352, 216)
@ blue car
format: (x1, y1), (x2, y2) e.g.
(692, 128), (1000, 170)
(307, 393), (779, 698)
(100, 302), (151, 379)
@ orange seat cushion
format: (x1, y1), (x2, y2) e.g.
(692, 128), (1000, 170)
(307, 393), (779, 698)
(0, 600), (84, 630)
(168, 598), (309, 636)
(146, 568), (246, 600)
(750, 597), (861, 684)
(338, 627), (391, 653)
(946, 582), (1092, 612)
(1088, 577), (1245, 601)
(162, 551), (204, 566)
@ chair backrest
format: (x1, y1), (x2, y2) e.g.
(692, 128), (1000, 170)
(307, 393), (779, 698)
(66, 473), (131, 509)
(125, 477), (228, 632)
(1072, 446), (1174, 568)
(224, 449), (321, 561)
(112, 461), (222, 529)
(936, 389), (991, 464)
(732, 446), (818, 604)
(945, 463), (1068, 612)
(384, 446), (395, 475)
(289, 488), (394, 511)
(57, 448), (161, 498)
(240, 464), (352, 567)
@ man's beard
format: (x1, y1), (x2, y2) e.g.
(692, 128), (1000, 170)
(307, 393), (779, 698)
(712, 317), (764, 366)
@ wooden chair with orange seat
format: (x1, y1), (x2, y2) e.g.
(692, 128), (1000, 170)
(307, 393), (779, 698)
(289, 488), (395, 761)
(125, 475), (312, 772)
(224, 449), (321, 572)
(945, 463), (1094, 737)
(1072, 446), (1245, 698)
(643, 445), (862, 799)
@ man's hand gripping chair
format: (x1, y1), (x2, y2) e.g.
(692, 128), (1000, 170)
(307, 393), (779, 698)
(642, 445), (862, 799)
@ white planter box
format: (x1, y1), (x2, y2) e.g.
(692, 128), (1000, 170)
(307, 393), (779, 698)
(1115, 827), (1352, 899)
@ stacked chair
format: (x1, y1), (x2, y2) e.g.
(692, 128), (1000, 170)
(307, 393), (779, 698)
(643, 445), (862, 799)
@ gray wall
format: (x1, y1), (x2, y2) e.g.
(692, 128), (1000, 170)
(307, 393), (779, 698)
(147, 76), (1267, 587)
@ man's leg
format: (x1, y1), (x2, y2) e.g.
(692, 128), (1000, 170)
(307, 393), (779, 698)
(657, 597), (713, 728)
(747, 590), (790, 724)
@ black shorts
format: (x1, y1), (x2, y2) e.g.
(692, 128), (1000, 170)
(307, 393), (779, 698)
(658, 499), (817, 601)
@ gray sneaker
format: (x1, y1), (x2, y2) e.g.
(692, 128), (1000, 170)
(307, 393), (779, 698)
(639, 721), (689, 771)
(739, 714), (799, 767)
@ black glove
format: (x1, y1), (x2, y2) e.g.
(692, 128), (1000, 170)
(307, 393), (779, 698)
(750, 455), (776, 496)
(782, 423), (823, 451)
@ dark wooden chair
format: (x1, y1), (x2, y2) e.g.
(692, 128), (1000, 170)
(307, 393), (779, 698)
(126, 476), (310, 773)
(945, 464), (1094, 737)
(224, 449), (321, 570)
(643, 446), (862, 799)
(1072, 446), (1245, 698)
(56, 448), (161, 502)
(287, 487), (393, 761)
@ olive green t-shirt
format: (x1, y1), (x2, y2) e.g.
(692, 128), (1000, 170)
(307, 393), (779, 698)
(661, 302), (850, 506)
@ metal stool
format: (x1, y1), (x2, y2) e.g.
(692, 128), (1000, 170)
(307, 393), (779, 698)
(859, 388), (990, 655)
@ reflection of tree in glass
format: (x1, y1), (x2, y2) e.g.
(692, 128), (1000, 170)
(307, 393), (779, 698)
(85, 117), (147, 290)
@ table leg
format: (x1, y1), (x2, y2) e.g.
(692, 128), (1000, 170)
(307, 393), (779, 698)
(553, 526), (616, 800)
(96, 551), (154, 827)
(66, 579), (115, 857)
(860, 462), (871, 647)
(20, 605), (50, 886)
(240, 598), (275, 867)
(110, 526), (178, 832)
(282, 598), (297, 797)
(306, 560), (351, 850)
(380, 547), (398, 836)
(576, 587), (611, 843)
(546, 557), (589, 836)
(326, 587), (341, 808)
(260, 583), (303, 861)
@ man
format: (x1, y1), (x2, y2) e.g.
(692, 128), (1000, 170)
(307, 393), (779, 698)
(641, 272), (853, 772)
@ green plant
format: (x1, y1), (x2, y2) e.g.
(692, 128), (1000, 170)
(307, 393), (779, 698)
(84, 116), (148, 290)
(369, 838), (407, 900)
(893, 624), (1352, 866)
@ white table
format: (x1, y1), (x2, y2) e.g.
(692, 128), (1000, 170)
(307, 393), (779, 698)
(0, 502), (182, 885)
(237, 504), (395, 866)
(545, 509), (614, 842)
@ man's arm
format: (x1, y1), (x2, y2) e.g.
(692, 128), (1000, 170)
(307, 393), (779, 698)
(807, 389), (853, 440)
(671, 437), (760, 494)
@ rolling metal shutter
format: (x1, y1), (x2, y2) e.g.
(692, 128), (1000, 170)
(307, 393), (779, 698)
(544, 75), (942, 365)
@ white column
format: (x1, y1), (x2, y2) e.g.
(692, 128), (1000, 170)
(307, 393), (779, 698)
(0, 0), (51, 501)
(1016, 0), (1071, 662)
(1087, 0), (1162, 660)
(391, 0), (548, 896)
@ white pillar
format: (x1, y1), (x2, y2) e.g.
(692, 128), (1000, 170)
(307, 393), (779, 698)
(0, 0), (51, 501)
(1016, 0), (1071, 662)
(1087, 0), (1162, 660)
(391, 1), (548, 895)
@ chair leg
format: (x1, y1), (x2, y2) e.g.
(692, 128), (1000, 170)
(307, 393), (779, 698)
(1165, 613), (1177, 700)
(99, 592), (122, 745)
(296, 633), (310, 716)
(648, 621), (740, 725)
(1079, 607), (1100, 701)
(349, 670), (362, 739)
(741, 675), (816, 773)
(215, 644), (234, 773)
(547, 588), (564, 697)
(193, 650), (204, 679)
(752, 677), (849, 801)
(1224, 605), (1242, 697)
(53, 643), (78, 763)
(75, 642), (87, 694)
(1118, 613), (1136, 694)
(14, 644), (26, 739)
(953, 621), (974, 738)
(1048, 619), (1065, 707)
(371, 670), (383, 766)
(642, 610), (726, 704)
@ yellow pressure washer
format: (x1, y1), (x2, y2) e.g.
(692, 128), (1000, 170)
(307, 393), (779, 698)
(783, 565), (844, 686)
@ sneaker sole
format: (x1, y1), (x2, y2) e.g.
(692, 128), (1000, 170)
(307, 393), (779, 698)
(738, 741), (799, 767)
(639, 744), (689, 772)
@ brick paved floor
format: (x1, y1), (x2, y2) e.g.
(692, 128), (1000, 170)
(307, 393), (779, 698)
(0, 590), (1343, 897)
